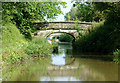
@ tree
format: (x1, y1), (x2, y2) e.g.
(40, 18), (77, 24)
(65, 2), (104, 22)
(2, 2), (66, 39)
(93, 2), (120, 24)
(64, 7), (77, 21)
(59, 34), (74, 42)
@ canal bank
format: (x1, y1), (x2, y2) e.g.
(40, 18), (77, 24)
(2, 44), (118, 81)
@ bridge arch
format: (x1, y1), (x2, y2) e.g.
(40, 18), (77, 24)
(34, 29), (79, 43)
(46, 32), (76, 42)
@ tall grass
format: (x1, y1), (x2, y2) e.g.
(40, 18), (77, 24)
(2, 23), (27, 52)
(2, 23), (28, 63)
(25, 38), (52, 57)
(73, 21), (120, 54)
(2, 23), (52, 64)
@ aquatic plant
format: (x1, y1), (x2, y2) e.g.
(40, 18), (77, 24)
(113, 49), (120, 64)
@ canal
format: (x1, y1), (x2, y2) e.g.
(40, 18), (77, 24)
(2, 44), (118, 81)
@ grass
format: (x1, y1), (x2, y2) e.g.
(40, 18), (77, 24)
(2, 23), (52, 64)
(2, 23), (28, 64)
(2, 23), (28, 52)
(25, 38), (52, 57)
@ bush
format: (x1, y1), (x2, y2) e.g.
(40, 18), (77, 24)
(113, 49), (120, 64)
(59, 34), (74, 42)
(5, 50), (26, 64)
(25, 38), (52, 57)
(53, 45), (58, 53)
(73, 22), (120, 54)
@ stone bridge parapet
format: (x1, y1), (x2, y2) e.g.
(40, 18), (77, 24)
(34, 21), (92, 30)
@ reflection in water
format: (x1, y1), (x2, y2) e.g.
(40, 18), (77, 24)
(40, 76), (81, 81)
(51, 44), (73, 66)
(3, 44), (118, 81)
(74, 59), (118, 81)
(51, 52), (66, 66)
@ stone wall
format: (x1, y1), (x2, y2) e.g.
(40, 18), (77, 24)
(34, 21), (92, 30)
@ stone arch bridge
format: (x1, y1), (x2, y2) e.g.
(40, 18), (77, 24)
(34, 29), (79, 41)
(34, 21), (92, 30)
(34, 21), (92, 40)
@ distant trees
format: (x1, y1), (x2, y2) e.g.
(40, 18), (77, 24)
(65, 2), (104, 22)
(2, 2), (66, 39)
(65, 7), (78, 21)
(59, 34), (74, 42)
(65, 2), (120, 23)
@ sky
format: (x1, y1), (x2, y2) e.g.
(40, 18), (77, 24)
(46, 1), (75, 22)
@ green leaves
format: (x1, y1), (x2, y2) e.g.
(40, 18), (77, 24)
(113, 49), (120, 64)
(65, 2), (105, 22)
(59, 34), (74, 42)
(2, 2), (66, 39)
(93, 2), (120, 23)
(25, 38), (52, 57)
(65, 2), (92, 22)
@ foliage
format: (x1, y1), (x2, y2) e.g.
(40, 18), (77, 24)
(73, 2), (120, 55)
(65, 2), (104, 22)
(65, 2), (120, 22)
(93, 2), (120, 24)
(59, 33), (74, 42)
(73, 21), (83, 37)
(3, 37), (52, 64)
(65, 13), (71, 21)
(113, 49), (120, 64)
(25, 38), (52, 57)
(2, 23), (28, 64)
(2, 2), (66, 39)
(51, 37), (58, 53)
(3, 50), (27, 64)
(2, 23), (52, 64)
(73, 22), (120, 54)
(52, 37), (58, 45)
(65, 7), (77, 21)
(53, 45), (58, 53)
(2, 23), (27, 52)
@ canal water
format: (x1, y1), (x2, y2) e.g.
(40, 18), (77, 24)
(3, 44), (118, 81)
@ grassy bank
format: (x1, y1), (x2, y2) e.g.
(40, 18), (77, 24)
(2, 23), (52, 64)
(2, 23), (27, 52)
(73, 22), (120, 55)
